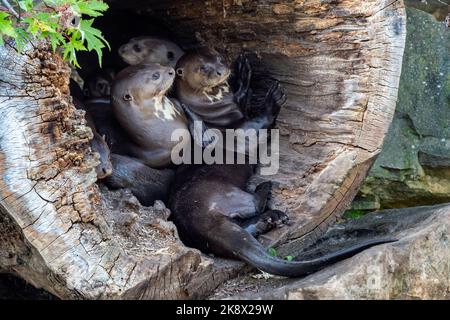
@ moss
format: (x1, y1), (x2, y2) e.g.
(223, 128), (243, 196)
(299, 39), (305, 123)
(343, 209), (367, 220)
(356, 8), (450, 210)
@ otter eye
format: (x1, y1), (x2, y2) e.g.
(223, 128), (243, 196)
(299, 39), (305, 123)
(167, 51), (175, 61)
(152, 72), (160, 80)
(200, 65), (209, 73)
(123, 94), (133, 101)
(133, 44), (142, 52)
(70, 16), (80, 28)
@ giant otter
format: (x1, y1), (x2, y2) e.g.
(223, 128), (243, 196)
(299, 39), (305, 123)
(111, 63), (191, 168)
(70, 80), (113, 180)
(175, 49), (283, 134)
(169, 164), (396, 277)
(84, 68), (116, 98)
(106, 154), (175, 206)
(119, 37), (184, 67)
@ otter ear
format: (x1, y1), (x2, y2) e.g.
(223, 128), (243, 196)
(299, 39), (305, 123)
(123, 93), (133, 101)
(176, 68), (184, 78)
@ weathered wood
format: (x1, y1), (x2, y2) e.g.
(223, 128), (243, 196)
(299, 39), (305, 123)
(0, 0), (406, 299)
(129, 0), (406, 252)
(0, 42), (241, 299)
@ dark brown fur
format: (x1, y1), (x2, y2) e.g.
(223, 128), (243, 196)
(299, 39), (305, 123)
(169, 164), (397, 277)
(106, 154), (175, 206)
(111, 63), (191, 168)
(175, 49), (284, 134)
(70, 81), (113, 180)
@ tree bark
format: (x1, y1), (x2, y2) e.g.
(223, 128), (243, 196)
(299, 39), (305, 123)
(0, 0), (406, 299)
(0, 42), (241, 299)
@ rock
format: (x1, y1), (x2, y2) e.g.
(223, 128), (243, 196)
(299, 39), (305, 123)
(405, 0), (450, 22)
(355, 8), (450, 209)
(211, 203), (450, 300)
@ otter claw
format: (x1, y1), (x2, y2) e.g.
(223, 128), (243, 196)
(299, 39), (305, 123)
(234, 54), (252, 110)
(253, 210), (290, 236)
(264, 210), (290, 228)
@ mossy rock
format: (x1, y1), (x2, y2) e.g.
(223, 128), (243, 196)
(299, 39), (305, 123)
(355, 8), (450, 209)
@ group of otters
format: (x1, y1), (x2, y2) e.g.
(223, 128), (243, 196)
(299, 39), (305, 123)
(71, 36), (395, 278)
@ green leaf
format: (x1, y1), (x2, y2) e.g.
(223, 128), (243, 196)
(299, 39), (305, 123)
(78, 19), (109, 66)
(62, 29), (87, 67)
(267, 247), (277, 257)
(0, 0), (110, 68)
(73, 0), (109, 18)
(14, 27), (30, 51)
(43, 31), (64, 52)
(284, 256), (294, 261)
(343, 209), (366, 220)
(0, 12), (17, 38)
(18, 0), (35, 12)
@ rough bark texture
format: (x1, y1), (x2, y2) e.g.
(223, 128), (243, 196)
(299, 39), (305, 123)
(0, 0), (406, 299)
(211, 203), (450, 300)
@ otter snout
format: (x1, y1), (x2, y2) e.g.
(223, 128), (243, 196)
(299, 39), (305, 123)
(118, 44), (129, 59)
(97, 164), (113, 180)
(216, 66), (228, 77)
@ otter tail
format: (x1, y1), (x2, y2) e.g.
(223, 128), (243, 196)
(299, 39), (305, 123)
(217, 225), (396, 278)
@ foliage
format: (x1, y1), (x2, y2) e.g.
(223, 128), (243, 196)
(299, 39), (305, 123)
(267, 247), (295, 261)
(267, 247), (277, 257)
(0, 0), (109, 67)
(343, 209), (366, 220)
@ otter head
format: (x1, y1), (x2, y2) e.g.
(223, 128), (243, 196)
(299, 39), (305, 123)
(85, 68), (116, 98)
(176, 48), (231, 91)
(91, 134), (113, 180)
(118, 37), (184, 67)
(112, 63), (175, 107)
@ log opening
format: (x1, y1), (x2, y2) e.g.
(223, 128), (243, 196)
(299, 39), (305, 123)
(0, 0), (406, 299)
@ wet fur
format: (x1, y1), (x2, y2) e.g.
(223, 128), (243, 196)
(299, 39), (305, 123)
(106, 154), (175, 206)
(175, 49), (285, 132)
(169, 164), (397, 277)
(111, 63), (191, 168)
(119, 36), (184, 67)
(70, 80), (113, 180)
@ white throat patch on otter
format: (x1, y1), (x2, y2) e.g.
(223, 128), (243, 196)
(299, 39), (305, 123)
(203, 84), (230, 103)
(153, 97), (181, 121)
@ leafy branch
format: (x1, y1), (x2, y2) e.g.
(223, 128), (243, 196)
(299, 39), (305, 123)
(0, 0), (110, 67)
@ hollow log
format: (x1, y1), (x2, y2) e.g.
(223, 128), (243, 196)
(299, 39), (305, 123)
(0, 0), (406, 299)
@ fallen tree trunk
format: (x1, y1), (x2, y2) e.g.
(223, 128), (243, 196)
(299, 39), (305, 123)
(0, 0), (406, 299)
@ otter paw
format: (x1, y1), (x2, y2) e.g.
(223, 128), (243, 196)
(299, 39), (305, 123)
(262, 210), (290, 228)
(255, 181), (273, 198)
(264, 81), (287, 122)
(254, 181), (273, 212)
(234, 54), (252, 109)
(254, 210), (290, 235)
